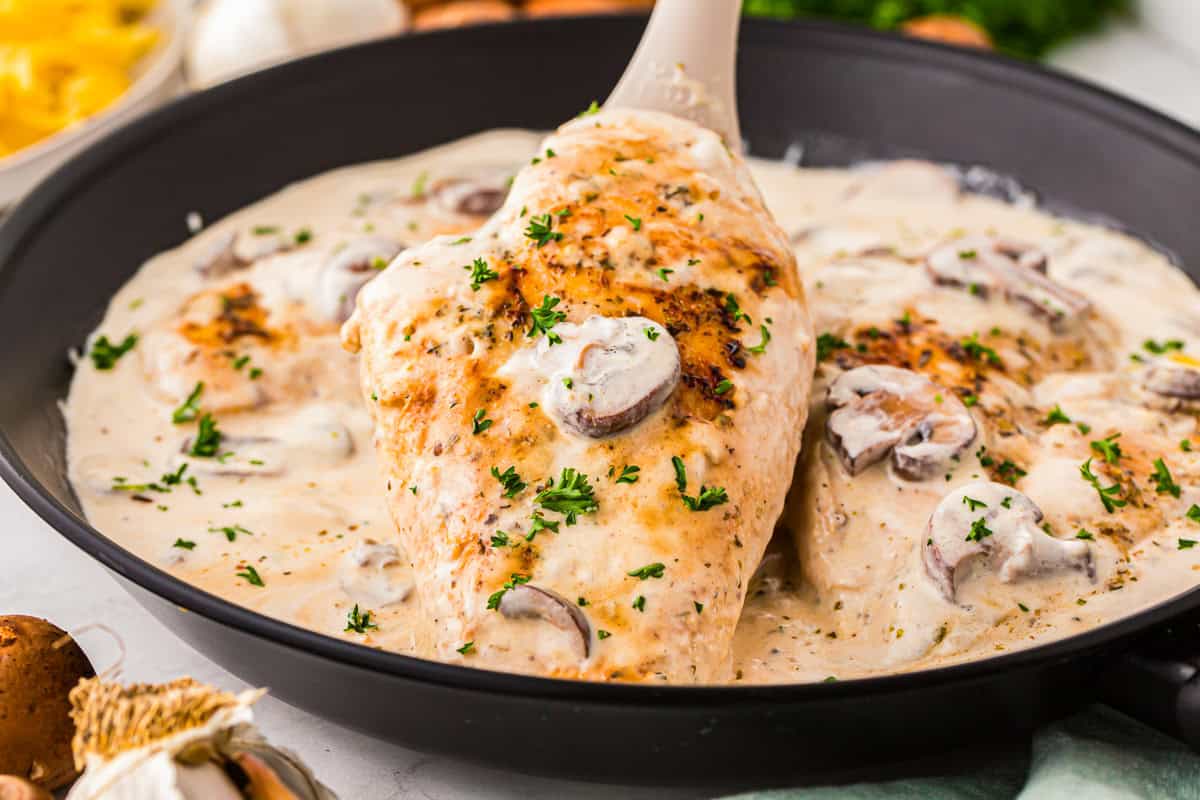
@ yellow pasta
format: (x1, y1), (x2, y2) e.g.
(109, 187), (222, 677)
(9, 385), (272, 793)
(0, 0), (159, 157)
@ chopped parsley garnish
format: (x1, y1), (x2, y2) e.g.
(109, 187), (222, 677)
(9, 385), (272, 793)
(344, 604), (378, 633)
(597, 630), (612, 640)
(524, 213), (563, 248)
(172, 382), (204, 424)
(624, 214), (642, 231)
(962, 495), (987, 512)
(615, 465), (640, 484)
(644, 326), (661, 341)
(694, 601), (704, 614)
(534, 468), (598, 524)
(963, 394), (978, 407)
(294, 228), (313, 245)
(528, 294), (566, 344)
(1076, 529), (1095, 540)
(1182, 439), (1193, 452)
(747, 324), (771, 355)
(1044, 405), (1071, 426)
(1144, 338), (1185, 355)
(486, 573), (530, 610)
(579, 100), (600, 117)
(632, 595), (646, 612)
(1188, 504), (1200, 524)
(562, 377), (574, 389)
(236, 565), (264, 587)
(1001, 496), (1013, 509)
(457, 641), (475, 654)
(471, 409), (494, 435)
(627, 562), (665, 580)
(173, 539), (195, 550)
(526, 511), (560, 541)
(1180, 539), (1198, 550)
(1090, 433), (1123, 465)
(188, 414), (222, 458)
(655, 267), (674, 281)
(671, 456), (729, 512)
(577, 597), (589, 606)
(465, 257), (499, 291)
(1077, 422), (1092, 435)
(996, 459), (1027, 485)
(451, 236), (472, 245)
(252, 225), (279, 235)
(490, 531), (510, 548)
(411, 171), (428, 198)
(959, 249), (978, 259)
(89, 333), (138, 370)
(248, 367), (263, 380)
(1151, 457), (1181, 498)
(816, 333), (850, 362)
(961, 332), (1002, 367)
(208, 524), (253, 542)
(1079, 457), (1127, 513)
(714, 379), (733, 395)
(724, 293), (752, 326)
(491, 465), (526, 498)
(965, 518), (993, 543)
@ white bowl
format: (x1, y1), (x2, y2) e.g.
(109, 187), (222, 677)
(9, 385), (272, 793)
(0, 0), (190, 209)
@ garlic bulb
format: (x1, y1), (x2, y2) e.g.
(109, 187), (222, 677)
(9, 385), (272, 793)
(187, 0), (408, 89)
(65, 678), (337, 800)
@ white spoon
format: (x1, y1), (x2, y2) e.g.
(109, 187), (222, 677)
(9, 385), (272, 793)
(606, 0), (743, 147)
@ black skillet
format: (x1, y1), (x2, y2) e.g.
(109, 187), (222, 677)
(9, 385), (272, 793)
(1, 15), (1199, 788)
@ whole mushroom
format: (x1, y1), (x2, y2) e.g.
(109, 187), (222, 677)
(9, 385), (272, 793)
(926, 236), (1091, 329)
(0, 616), (94, 790)
(922, 481), (1094, 602)
(825, 365), (976, 480)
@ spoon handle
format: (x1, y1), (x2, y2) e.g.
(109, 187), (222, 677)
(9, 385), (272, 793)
(606, 0), (742, 146)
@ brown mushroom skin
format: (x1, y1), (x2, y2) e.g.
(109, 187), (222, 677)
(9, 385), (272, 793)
(0, 776), (52, 800)
(426, 174), (511, 217)
(1140, 357), (1200, 411)
(498, 585), (591, 657)
(0, 616), (94, 790)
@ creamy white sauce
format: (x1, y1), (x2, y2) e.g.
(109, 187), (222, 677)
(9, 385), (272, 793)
(65, 132), (1200, 684)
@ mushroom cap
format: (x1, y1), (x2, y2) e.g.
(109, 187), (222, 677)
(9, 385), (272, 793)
(498, 585), (591, 658)
(922, 481), (1093, 602)
(1140, 353), (1200, 409)
(0, 616), (94, 790)
(926, 236), (1090, 329)
(427, 171), (511, 217)
(312, 236), (404, 323)
(825, 364), (976, 480)
(535, 315), (680, 439)
(339, 540), (413, 608)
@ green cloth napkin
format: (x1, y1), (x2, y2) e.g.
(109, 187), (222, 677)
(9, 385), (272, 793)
(727, 706), (1200, 800)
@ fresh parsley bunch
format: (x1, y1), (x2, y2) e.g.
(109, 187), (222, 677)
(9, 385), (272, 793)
(742, 0), (1129, 58)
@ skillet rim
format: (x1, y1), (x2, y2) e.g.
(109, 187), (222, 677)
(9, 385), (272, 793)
(2, 15), (1199, 705)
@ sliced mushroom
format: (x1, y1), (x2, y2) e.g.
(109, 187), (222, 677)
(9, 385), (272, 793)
(427, 172), (510, 217)
(339, 540), (413, 607)
(926, 237), (1091, 329)
(234, 228), (292, 263)
(498, 584), (591, 657)
(1140, 353), (1200, 410)
(311, 236), (404, 323)
(922, 481), (1093, 602)
(534, 315), (680, 438)
(826, 365), (976, 480)
(845, 160), (961, 205)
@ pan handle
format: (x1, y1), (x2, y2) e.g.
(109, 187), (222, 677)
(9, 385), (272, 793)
(1097, 613), (1200, 750)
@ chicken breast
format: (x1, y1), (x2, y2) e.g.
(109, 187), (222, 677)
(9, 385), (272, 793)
(343, 109), (813, 682)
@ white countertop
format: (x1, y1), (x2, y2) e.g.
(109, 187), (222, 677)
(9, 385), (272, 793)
(3, 17), (1198, 799)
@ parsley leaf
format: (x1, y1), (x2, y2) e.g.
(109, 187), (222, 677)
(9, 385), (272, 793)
(961, 332), (1002, 367)
(1044, 405), (1071, 426)
(491, 465), (526, 498)
(486, 573), (531, 610)
(1090, 433), (1123, 465)
(632, 595), (646, 612)
(1151, 457), (1181, 498)
(962, 495), (987, 512)
(526, 511), (559, 541)
(173, 539), (195, 550)
(490, 531), (510, 547)
(236, 565), (264, 587)
(627, 562), (665, 580)
(1180, 539), (1198, 550)
(524, 213), (563, 248)
(816, 332), (850, 362)
(90, 333), (138, 370)
(965, 518), (993, 542)
(1076, 528), (1095, 540)
(724, 293), (752, 326)
(534, 468), (598, 524)
(172, 382), (204, 424)
(1144, 338), (1185, 355)
(465, 257), (499, 291)
(671, 456), (729, 512)
(1079, 457), (1127, 513)
(344, 604), (378, 633)
(208, 524), (253, 542)
(615, 465), (640, 484)
(747, 324), (771, 355)
(471, 409), (494, 435)
(457, 641), (475, 654)
(528, 294), (566, 344)
(188, 414), (222, 458)
(1188, 504), (1200, 524)
(644, 326), (661, 341)
(624, 214), (642, 231)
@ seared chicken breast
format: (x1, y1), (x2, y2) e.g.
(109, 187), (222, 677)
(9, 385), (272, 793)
(344, 109), (814, 681)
